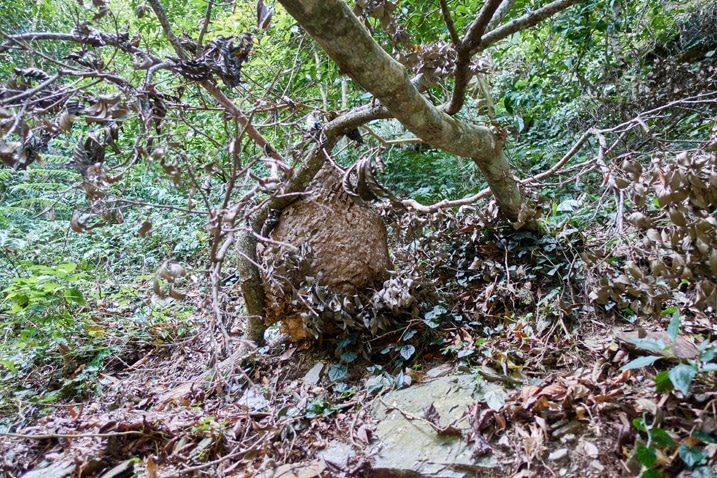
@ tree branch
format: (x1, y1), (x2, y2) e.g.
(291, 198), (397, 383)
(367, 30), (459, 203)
(445, 0), (503, 115)
(486, 0), (518, 31)
(197, 0), (214, 54)
(146, 0), (189, 61)
(439, 0), (460, 45)
(147, 0), (286, 164)
(478, 0), (583, 54)
(277, 0), (523, 220)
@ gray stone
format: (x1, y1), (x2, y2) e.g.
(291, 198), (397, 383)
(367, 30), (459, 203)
(368, 374), (501, 477)
(548, 448), (568, 461)
(318, 440), (355, 468)
(303, 362), (324, 385)
(21, 461), (75, 478)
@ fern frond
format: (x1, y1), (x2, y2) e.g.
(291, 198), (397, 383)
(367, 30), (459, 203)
(9, 198), (61, 208)
(40, 154), (71, 164)
(17, 168), (80, 182)
(11, 183), (71, 194)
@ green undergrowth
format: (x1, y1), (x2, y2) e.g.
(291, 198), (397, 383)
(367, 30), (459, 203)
(0, 258), (197, 420)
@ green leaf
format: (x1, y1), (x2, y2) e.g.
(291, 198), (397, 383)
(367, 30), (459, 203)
(629, 338), (667, 352)
(340, 350), (358, 363)
(667, 310), (681, 342)
(668, 364), (696, 395)
(402, 329), (417, 341)
(643, 470), (663, 478)
(64, 288), (86, 306)
(650, 428), (676, 447)
(424, 305), (447, 328)
(327, 363), (349, 382)
(632, 417), (647, 432)
(620, 355), (661, 371)
(691, 431), (716, 444)
(678, 444), (706, 468)
(700, 345), (715, 363)
(636, 445), (657, 467)
(654, 371), (674, 393)
(702, 363), (717, 372)
(399, 344), (415, 360)
(692, 466), (715, 478)
(57, 262), (77, 273)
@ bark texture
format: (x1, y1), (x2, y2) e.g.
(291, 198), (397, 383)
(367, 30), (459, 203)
(277, 0), (523, 220)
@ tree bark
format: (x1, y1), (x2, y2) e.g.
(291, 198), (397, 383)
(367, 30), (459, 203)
(277, 0), (524, 221)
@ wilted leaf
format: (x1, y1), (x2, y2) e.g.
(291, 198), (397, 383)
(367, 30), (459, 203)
(257, 0), (274, 29)
(138, 220), (152, 237)
(484, 388), (507, 411)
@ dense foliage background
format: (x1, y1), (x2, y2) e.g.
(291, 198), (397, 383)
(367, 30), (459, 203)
(1, 0), (716, 475)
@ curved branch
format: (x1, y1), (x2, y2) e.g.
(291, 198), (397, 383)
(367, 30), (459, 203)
(147, 0), (286, 163)
(439, 0), (460, 45)
(477, 0), (583, 54)
(277, 0), (523, 220)
(445, 0), (503, 115)
(404, 127), (595, 213)
(0, 73), (59, 104)
(146, 0), (190, 61)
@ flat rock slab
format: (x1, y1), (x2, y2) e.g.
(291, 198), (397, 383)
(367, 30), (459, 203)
(368, 374), (500, 477)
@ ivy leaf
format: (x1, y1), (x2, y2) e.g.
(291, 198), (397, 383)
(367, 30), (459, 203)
(424, 305), (447, 329)
(328, 363), (349, 382)
(484, 388), (507, 411)
(668, 364), (695, 395)
(678, 444), (706, 468)
(402, 329), (417, 341)
(691, 431), (716, 444)
(340, 350), (358, 363)
(691, 466), (714, 478)
(400, 344), (415, 360)
(636, 445), (657, 467)
(620, 355), (661, 371)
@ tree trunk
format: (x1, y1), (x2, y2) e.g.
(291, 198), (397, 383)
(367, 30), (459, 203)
(277, 0), (524, 221)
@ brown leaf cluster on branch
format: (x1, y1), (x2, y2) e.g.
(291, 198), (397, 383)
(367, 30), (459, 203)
(587, 147), (717, 314)
(352, 0), (410, 47)
(169, 35), (252, 87)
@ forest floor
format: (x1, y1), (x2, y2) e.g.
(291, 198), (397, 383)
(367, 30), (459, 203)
(1, 208), (717, 477)
(1, 305), (714, 478)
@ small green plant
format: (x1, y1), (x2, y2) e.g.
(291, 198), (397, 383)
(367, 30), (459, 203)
(2, 262), (87, 321)
(620, 311), (717, 396)
(304, 399), (335, 419)
(620, 310), (717, 477)
(630, 414), (715, 478)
